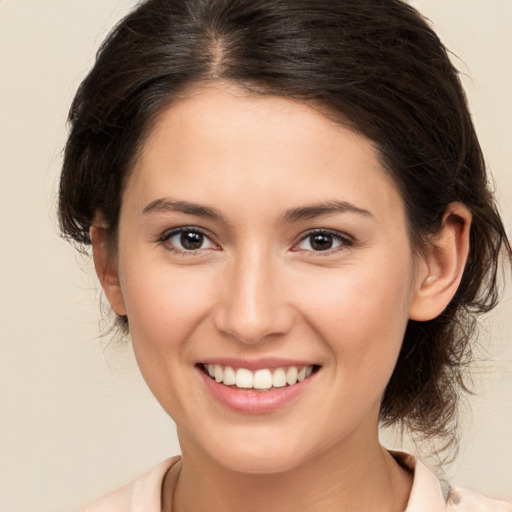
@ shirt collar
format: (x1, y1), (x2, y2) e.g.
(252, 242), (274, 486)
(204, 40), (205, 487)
(392, 451), (447, 512)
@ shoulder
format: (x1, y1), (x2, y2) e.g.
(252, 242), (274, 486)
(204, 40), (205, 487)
(80, 457), (180, 512)
(447, 487), (512, 512)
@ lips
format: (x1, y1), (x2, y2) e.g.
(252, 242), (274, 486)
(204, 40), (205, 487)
(197, 360), (320, 413)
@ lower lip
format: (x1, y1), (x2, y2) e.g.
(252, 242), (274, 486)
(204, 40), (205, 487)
(198, 368), (316, 414)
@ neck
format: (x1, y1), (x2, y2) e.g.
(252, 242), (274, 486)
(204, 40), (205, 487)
(166, 431), (412, 512)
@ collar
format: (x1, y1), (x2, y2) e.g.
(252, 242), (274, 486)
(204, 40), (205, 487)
(392, 452), (447, 512)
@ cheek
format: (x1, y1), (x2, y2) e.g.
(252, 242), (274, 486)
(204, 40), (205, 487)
(118, 260), (218, 417)
(297, 252), (414, 369)
(119, 260), (214, 352)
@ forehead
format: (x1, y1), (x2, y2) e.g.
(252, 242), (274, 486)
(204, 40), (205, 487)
(126, 84), (404, 223)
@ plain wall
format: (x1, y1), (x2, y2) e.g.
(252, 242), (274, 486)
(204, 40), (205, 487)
(0, 1), (510, 510)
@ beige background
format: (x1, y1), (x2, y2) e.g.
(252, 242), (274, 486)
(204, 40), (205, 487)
(1, 1), (511, 510)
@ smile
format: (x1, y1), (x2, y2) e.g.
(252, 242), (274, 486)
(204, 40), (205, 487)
(198, 361), (320, 413)
(201, 364), (317, 391)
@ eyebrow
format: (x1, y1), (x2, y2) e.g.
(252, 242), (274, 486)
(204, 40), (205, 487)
(142, 198), (372, 223)
(282, 200), (373, 223)
(142, 198), (225, 221)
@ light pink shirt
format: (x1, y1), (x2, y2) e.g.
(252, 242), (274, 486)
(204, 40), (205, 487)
(82, 453), (511, 511)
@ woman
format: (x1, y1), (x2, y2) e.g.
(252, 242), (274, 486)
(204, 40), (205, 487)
(58, 0), (511, 510)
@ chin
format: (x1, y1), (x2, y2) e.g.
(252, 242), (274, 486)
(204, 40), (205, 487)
(214, 447), (308, 475)
(177, 423), (308, 475)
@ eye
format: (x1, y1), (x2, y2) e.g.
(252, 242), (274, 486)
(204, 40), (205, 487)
(160, 227), (217, 252)
(295, 230), (351, 252)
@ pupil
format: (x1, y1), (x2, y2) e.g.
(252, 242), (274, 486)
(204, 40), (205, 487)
(181, 231), (203, 250)
(311, 233), (333, 251)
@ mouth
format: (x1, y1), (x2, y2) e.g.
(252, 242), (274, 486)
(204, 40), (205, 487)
(199, 363), (320, 392)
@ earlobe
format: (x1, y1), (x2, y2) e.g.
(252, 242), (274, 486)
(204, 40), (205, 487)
(409, 203), (472, 321)
(90, 224), (127, 317)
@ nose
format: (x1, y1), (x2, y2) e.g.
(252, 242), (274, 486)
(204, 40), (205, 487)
(213, 250), (294, 345)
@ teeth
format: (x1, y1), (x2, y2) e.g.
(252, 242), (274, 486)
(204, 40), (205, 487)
(203, 364), (315, 390)
(272, 368), (287, 388)
(286, 366), (298, 385)
(236, 368), (253, 388)
(223, 366), (236, 386)
(253, 369), (272, 389)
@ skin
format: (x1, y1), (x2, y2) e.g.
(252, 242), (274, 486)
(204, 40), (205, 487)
(92, 84), (471, 511)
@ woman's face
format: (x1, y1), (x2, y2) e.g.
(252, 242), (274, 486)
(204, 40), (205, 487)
(106, 84), (424, 473)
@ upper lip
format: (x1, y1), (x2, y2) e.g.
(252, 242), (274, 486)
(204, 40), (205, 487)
(198, 357), (319, 371)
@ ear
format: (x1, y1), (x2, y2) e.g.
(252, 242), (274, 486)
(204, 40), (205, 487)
(409, 203), (472, 321)
(90, 222), (127, 317)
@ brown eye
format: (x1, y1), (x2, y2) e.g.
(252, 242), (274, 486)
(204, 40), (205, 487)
(310, 233), (335, 251)
(180, 231), (204, 250)
(296, 230), (351, 252)
(161, 227), (216, 252)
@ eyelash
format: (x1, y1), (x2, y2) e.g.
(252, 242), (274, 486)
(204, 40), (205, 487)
(293, 228), (354, 254)
(158, 227), (218, 256)
(158, 227), (354, 255)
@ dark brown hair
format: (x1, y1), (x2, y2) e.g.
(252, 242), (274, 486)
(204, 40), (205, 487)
(58, 0), (510, 452)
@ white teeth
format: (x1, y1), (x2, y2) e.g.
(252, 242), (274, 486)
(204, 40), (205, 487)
(235, 368), (253, 388)
(253, 369), (273, 389)
(286, 366), (298, 385)
(272, 368), (287, 388)
(223, 366), (236, 386)
(203, 364), (316, 390)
